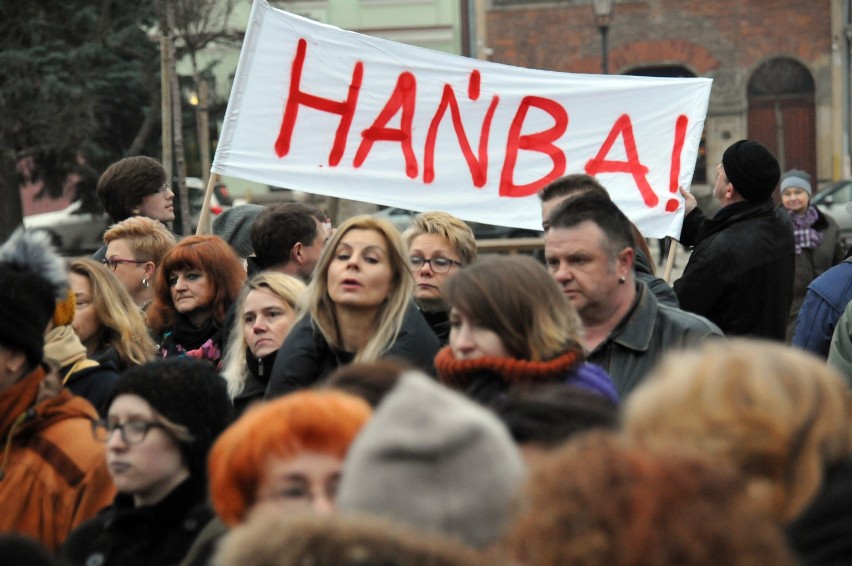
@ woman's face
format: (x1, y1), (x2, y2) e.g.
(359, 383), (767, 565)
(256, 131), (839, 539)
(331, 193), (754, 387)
(409, 233), (463, 306)
(449, 307), (511, 360)
(782, 187), (810, 215)
(169, 268), (213, 322)
(327, 229), (393, 311)
(105, 394), (189, 507)
(253, 451), (343, 517)
(69, 272), (102, 351)
(104, 238), (148, 300)
(244, 288), (297, 358)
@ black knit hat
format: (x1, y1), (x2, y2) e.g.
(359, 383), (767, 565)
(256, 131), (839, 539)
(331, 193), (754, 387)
(0, 230), (67, 367)
(721, 140), (780, 203)
(107, 358), (234, 479)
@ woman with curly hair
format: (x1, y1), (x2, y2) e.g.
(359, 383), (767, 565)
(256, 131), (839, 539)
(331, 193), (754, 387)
(434, 255), (617, 405)
(69, 259), (155, 372)
(623, 339), (852, 564)
(265, 216), (440, 398)
(147, 235), (245, 366)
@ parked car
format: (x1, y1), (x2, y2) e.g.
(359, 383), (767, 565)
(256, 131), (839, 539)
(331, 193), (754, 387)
(812, 179), (852, 252)
(23, 178), (232, 256)
(372, 207), (542, 240)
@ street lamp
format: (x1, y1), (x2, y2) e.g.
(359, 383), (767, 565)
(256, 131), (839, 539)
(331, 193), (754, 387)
(592, 0), (614, 74)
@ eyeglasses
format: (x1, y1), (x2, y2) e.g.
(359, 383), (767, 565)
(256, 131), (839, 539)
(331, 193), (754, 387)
(160, 184), (172, 194)
(410, 256), (462, 274)
(102, 257), (146, 272)
(92, 419), (166, 445)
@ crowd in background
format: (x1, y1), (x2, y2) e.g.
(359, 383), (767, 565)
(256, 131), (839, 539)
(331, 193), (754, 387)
(1, 140), (851, 566)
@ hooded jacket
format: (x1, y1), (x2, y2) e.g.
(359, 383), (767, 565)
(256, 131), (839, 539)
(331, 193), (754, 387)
(0, 366), (115, 551)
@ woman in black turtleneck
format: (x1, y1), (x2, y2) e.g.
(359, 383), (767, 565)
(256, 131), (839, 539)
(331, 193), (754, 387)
(221, 273), (306, 416)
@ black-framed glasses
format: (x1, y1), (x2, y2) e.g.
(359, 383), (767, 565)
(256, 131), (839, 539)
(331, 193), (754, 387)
(101, 257), (146, 272)
(92, 419), (165, 445)
(410, 256), (462, 274)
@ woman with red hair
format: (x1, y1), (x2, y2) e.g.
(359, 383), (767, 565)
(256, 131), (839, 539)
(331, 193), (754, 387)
(147, 235), (245, 366)
(208, 389), (372, 526)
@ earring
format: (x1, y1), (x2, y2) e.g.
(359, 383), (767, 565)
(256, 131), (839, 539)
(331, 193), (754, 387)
(619, 276), (626, 284)
(142, 277), (149, 288)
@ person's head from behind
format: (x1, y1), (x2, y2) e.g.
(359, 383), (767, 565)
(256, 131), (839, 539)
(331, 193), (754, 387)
(103, 216), (177, 306)
(323, 358), (412, 408)
(0, 230), (67, 391)
(97, 156), (174, 224)
(148, 235), (245, 332)
(403, 211), (476, 310)
(538, 174), (609, 231)
(506, 431), (794, 566)
(444, 255), (582, 362)
(95, 358), (233, 506)
(492, 384), (617, 462)
(208, 390), (372, 525)
(716, 140), (781, 205)
(250, 202), (329, 280)
(309, 215), (414, 362)
(68, 258), (154, 366)
(623, 339), (852, 522)
(214, 512), (490, 566)
(544, 193), (635, 323)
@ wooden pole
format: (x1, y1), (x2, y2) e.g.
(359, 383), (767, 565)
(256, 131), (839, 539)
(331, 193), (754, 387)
(197, 79), (211, 187)
(196, 173), (220, 235)
(160, 35), (173, 188)
(663, 238), (679, 283)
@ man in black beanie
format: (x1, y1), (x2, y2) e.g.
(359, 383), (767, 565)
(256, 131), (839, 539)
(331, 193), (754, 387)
(674, 139), (795, 340)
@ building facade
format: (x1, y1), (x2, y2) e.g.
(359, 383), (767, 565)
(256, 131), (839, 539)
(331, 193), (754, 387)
(486, 0), (849, 187)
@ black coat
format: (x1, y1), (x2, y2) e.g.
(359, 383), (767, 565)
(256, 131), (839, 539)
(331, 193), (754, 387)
(61, 478), (211, 566)
(265, 302), (441, 399)
(674, 199), (795, 340)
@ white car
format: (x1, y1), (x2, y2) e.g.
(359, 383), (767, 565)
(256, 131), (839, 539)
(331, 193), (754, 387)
(23, 179), (232, 255)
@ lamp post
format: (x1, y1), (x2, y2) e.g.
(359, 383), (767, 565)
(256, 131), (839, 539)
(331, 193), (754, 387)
(592, 0), (614, 74)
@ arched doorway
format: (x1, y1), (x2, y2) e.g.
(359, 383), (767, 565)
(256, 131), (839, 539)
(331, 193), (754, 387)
(626, 65), (706, 184)
(747, 58), (816, 181)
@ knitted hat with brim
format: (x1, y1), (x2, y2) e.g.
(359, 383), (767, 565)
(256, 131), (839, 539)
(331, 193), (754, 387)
(0, 230), (68, 367)
(337, 371), (526, 548)
(107, 358), (234, 480)
(780, 169), (813, 197)
(722, 140), (780, 202)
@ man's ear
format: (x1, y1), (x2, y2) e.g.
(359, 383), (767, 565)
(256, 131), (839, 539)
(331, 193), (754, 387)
(617, 247), (635, 276)
(291, 242), (304, 265)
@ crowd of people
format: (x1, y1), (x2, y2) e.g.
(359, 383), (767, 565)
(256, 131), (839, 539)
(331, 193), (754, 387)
(1, 138), (851, 565)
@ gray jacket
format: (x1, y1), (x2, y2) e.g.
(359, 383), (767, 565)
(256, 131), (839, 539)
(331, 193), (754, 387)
(588, 281), (723, 397)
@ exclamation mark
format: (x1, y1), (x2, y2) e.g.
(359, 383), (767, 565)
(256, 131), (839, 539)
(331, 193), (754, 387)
(666, 115), (688, 212)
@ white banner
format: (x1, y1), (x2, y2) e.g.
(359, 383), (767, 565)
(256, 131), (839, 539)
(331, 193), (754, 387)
(212, 0), (712, 238)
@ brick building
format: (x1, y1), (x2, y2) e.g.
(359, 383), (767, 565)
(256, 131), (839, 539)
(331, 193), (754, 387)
(485, 0), (848, 187)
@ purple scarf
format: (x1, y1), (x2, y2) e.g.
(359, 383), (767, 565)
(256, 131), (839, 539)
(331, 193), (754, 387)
(789, 206), (823, 255)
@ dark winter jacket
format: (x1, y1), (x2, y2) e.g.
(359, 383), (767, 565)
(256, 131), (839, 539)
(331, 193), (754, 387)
(674, 199), (795, 340)
(63, 359), (120, 417)
(62, 478), (212, 566)
(793, 258), (852, 358)
(265, 302), (441, 399)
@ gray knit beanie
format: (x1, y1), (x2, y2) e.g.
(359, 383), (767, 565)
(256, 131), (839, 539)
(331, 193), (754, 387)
(779, 169), (812, 197)
(336, 371), (525, 548)
(213, 204), (266, 258)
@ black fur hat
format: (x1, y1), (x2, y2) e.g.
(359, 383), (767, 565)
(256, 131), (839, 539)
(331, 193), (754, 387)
(722, 140), (780, 203)
(0, 229), (67, 367)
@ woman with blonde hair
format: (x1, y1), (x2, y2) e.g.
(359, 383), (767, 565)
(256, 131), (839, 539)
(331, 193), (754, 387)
(69, 258), (155, 371)
(404, 211), (477, 344)
(266, 216), (441, 398)
(435, 255), (617, 405)
(102, 216), (176, 310)
(622, 339), (852, 564)
(221, 272), (307, 415)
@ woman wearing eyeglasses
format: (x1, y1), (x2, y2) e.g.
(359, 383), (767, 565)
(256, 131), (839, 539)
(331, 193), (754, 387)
(404, 211), (477, 345)
(265, 216), (441, 398)
(61, 358), (233, 566)
(147, 235), (245, 367)
(102, 216), (177, 311)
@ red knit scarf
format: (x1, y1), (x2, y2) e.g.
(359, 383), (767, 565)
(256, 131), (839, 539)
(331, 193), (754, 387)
(434, 346), (582, 391)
